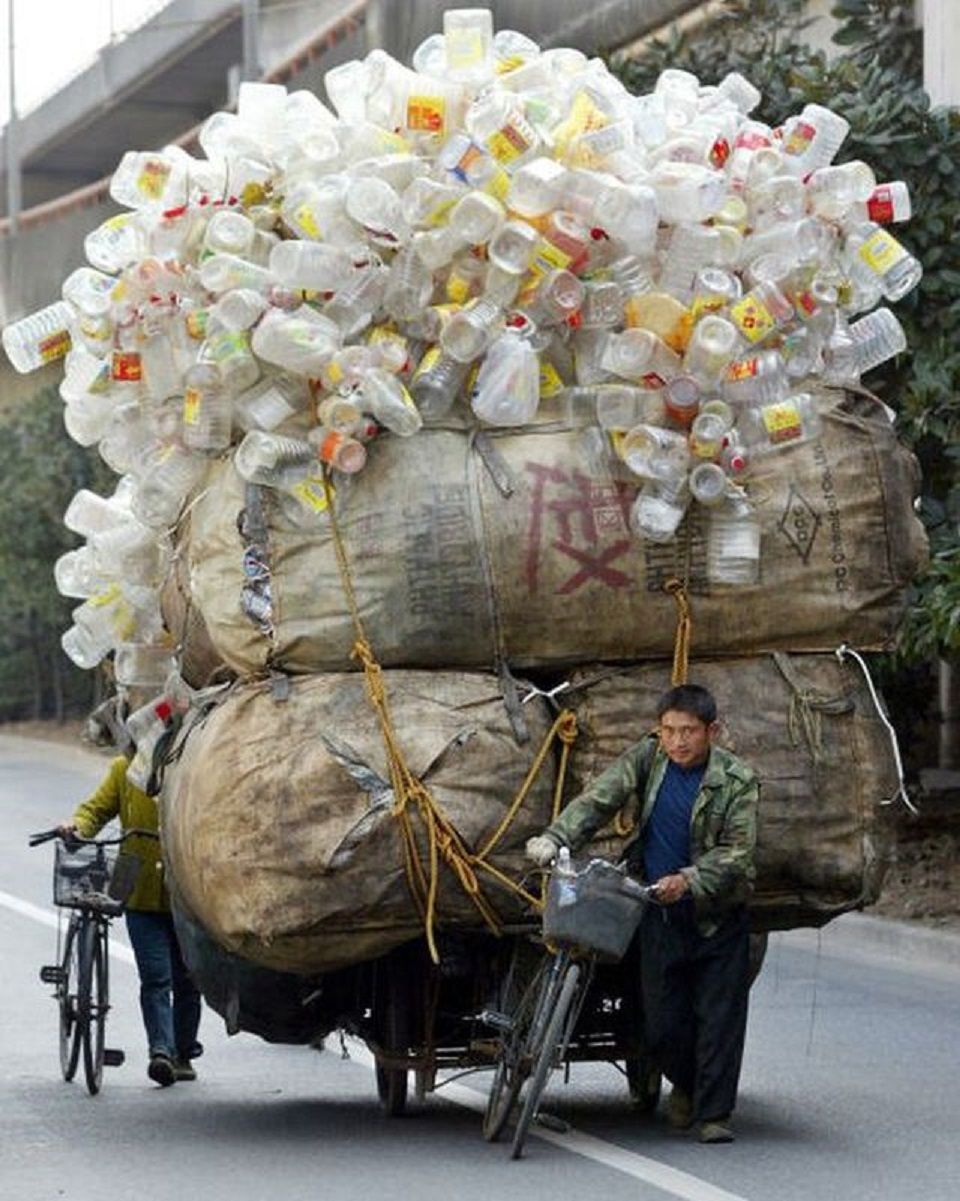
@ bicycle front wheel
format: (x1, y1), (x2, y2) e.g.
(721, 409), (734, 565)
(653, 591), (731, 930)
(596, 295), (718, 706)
(483, 954), (550, 1142)
(79, 919), (108, 1095)
(510, 961), (582, 1160)
(58, 919), (83, 1082)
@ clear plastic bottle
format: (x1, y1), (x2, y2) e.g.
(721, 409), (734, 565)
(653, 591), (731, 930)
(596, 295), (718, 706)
(738, 391), (822, 455)
(130, 445), (206, 529)
(252, 306), (342, 374)
(209, 288), (268, 332)
(114, 643), (178, 688)
(650, 161), (726, 223)
(470, 330), (540, 426)
(618, 424), (689, 480)
(707, 492), (761, 586)
(200, 327), (261, 397)
(780, 103), (850, 175)
(723, 348), (789, 405)
(234, 374), (311, 431)
(844, 221), (923, 303)
(591, 384), (663, 431)
(822, 307), (907, 384)
(83, 213), (148, 274)
(269, 240), (356, 293)
(857, 181), (912, 225)
(345, 176), (407, 246)
(689, 461), (731, 506)
(125, 698), (175, 790)
(109, 150), (187, 210)
(579, 280), (625, 330)
(323, 261), (389, 337)
(441, 296), (502, 363)
(447, 190), (506, 246)
(2, 300), (74, 373)
(54, 547), (105, 599)
(202, 209), (256, 258)
(683, 314), (739, 381)
(382, 247), (436, 322)
(807, 160), (876, 221)
(522, 268), (583, 327)
(234, 430), (314, 485)
(199, 253), (276, 296)
(487, 219), (540, 275)
(410, 347), (470, 419)
(728, 280), (794, 346)
(629, 458), (690, 543)
(601, 327), (681, 385)
(465, 90), (539, 171)
(359, 368), (423, 435)
(61, 267), (117, 318)
(443, 7), (494, 84)
(182, 362), (232, 453)
(506, 157), (567, 218)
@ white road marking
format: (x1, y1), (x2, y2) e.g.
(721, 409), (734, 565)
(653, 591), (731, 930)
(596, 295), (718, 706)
(0, 890), (136, 963)
(3, 889), (749, 1199)
(346, 1040), (751, 1201)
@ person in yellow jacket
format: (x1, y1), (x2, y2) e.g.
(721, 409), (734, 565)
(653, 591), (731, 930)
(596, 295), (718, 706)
(59, 754), (202, 1088)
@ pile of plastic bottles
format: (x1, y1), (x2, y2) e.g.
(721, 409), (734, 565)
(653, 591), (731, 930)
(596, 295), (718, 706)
(1, 7), (922, 699)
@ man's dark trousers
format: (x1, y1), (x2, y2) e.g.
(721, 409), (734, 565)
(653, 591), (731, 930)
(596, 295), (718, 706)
(639, 903), (750, 1122)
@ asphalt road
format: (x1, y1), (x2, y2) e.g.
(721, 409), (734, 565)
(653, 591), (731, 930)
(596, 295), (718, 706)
(2, 733), (958, 1201)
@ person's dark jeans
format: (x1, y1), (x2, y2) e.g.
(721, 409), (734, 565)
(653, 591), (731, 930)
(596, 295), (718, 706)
(126, 909), (203, 1061)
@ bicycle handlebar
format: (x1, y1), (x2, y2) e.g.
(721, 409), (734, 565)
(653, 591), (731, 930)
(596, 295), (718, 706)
(28, 828), (159, 848)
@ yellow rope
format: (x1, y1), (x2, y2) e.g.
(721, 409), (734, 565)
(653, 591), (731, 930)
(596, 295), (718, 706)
(320, 470), (565, 957)
(664, 577), (691, 686)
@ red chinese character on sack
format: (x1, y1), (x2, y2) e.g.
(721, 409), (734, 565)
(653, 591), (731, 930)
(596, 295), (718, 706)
(524, 462), (634, 594)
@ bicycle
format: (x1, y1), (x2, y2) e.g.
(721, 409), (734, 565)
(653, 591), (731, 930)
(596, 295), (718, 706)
(482, 856), (657, 1159)
(29, 827), (155, 1095)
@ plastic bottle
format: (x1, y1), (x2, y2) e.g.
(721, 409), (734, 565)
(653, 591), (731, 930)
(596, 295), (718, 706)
(84, 213), (148, 274)
(618, 424), (689, 481)
(345, 176), (408, 247)
(199, 253), (276, 296)
(522, 268), (583, 327)
(683, 314), (739, 381)
(739, 391), (822, 455)
(629, 458), (690, 543)
(554, 844), (576, 904)
(359, 369), (423, 435)
(109, 150), (187, 210)
(114, 643), (178, 688)
(807, 160), (876, 221)
(487, 219), (540, 275)
(441, 296), (502, 362)
(181, 362), (232, 452)
(658, 224), (738, 301)
(650, 161), (726, 223)
(311, 427), (368, 474)
(234, 429), (315, 485)
(854, 181), (912, 226)
(209, 288), (268, 332)
(844, 221), (923, 303)
(323, 262), (389, 337)
(443, 8), (494, 84)
(383, 248), (436, 322)
(54, 547), (105, 599)
(728, 280), (794, 346)
(268, 241), (356, 294)
(63, 488), (128, 538)
(410, 348), (470, 419)
(689, 461), (732, 506)
(130, 445), (206, 529)
(2, 300), (74, 373)
(200, 327), (261, 397)
(125, 698), (175, 790)
(722, 348), (789, 405)
(688, 411), (729, 461)
(234, 374), (311, 432)
(780, 103), (849, 176)
(465, 90), (539, 171)
(601, 328), (680, 386)
(822, 307), (907, 384)
(470, 330), (540, 426)
(506, 157), (567, 218)
(622, 291), (691, 355)
(579, 280), (625, 330)
(591, 385), (663, 431)
(61, 267), (117, 318)
(252, 306), (342, 375)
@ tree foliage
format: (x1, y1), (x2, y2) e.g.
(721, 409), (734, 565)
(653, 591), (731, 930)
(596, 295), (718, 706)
(613, 0), (960, 661)
(0, 385), (112, 720)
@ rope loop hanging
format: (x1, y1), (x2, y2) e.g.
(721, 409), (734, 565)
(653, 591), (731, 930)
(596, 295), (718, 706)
(664, 577), (692, 686)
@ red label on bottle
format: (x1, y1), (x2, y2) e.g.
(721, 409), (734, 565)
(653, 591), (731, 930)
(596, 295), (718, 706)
(112, 350), (142, 382)
(710, 137), (731, 168)
(867, 185), (894, 224)
(734, 130), (770, 151)
(784, 121), (816, 157)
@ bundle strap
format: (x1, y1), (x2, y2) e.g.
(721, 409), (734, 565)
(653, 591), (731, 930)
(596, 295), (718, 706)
(664, 577), (691, 686)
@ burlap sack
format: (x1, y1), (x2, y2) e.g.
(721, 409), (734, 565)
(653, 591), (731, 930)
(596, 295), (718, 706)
(187, 389), (925, 677)
(159, 536), (229, 689)
(160, 670), (556, 974)
(562, 653), (899, 929)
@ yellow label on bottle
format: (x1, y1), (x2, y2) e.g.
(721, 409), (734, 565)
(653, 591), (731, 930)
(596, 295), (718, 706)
(761, 399), (802, 443)
(39, 329), (72, 363)
(726, 357), (759, 382)
(293, 203), (322, 240)
(90, 583), (122, 609)
(185, 309), (208, 340)
(183, 387), (202, 425)
(446, 271), (472, 305)
(486, 124), (531, 164)
(552, 90), (609, 157)
(858, 229), (906, 277)
(413, 345), (443, 382)
(533, 239), (574, 274)
(407, 94), (446, 134)
(207, 331), (248, 362)
(539, 361), (564, 399)
(690, 293), (725, 321)
(483, 165), (511, 203)
(495, 54), (526, 75)
(291, 473), (333, 513)
(137, 158), (171, 201)
(730, 294), (776, 344)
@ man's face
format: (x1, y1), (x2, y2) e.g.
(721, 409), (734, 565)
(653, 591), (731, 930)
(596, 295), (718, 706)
(657, 708), (716, 769)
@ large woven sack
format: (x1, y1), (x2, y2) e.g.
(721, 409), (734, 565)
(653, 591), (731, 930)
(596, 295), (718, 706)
(160, 670), (556, 974)
(187, 389), (925, 677)
(563, 653), (899, 929)
(159, 535), (229, 689)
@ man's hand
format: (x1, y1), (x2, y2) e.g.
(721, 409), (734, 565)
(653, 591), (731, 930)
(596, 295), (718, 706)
(525, 834), (559, 867)
(654, 872), (689, 904)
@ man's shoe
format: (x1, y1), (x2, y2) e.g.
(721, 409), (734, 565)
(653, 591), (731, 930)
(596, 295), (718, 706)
(666, 1087), (694, 1130)
(147, 1053), (176, 1087)
(173, 1058), (197, 1082)
(699, 1119), (735, 1144)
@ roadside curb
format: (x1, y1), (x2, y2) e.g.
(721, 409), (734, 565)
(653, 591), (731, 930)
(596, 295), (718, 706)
(776, 912), (960, 975)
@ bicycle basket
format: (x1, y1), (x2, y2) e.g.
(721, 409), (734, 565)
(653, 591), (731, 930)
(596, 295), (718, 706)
(543, 859), (648, 962)
(52, 843), (139, 911)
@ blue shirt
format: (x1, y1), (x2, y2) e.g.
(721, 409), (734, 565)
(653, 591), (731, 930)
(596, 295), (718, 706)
(642, 759), (704, 884)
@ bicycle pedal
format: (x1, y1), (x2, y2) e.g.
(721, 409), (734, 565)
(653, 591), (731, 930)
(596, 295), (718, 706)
(103, 1049), (125, 1068)
(39, 965), (64, 985)
(536, 1113), (570, 1133)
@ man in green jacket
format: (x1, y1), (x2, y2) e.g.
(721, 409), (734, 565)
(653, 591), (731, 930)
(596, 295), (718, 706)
(526, 683), (758, 1144)
(59, 754), (202, 1088)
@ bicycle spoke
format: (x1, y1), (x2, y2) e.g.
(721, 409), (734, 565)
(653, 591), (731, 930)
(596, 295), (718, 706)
(58, 919), (82, 1083)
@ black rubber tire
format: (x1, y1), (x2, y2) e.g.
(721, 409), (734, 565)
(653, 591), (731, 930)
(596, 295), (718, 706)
(511, 962), (581, 1160)
(81, 922), (108, 1096)
(483, 956), (549, 1142)
(58, 919), (83, 1082)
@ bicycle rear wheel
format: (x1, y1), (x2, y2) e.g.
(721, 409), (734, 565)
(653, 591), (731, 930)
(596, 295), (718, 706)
(510, 961), (582, 1160)
(79, 919), (108, 1095)
(58, 919), (83, 1082)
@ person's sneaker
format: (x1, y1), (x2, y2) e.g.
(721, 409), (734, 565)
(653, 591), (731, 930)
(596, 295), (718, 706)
(147, 1053), (176, 1087)
(699, 1119), (735, 1144)
(173, 1058), (197, 1082)
(666, 1087), (694, 1130)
